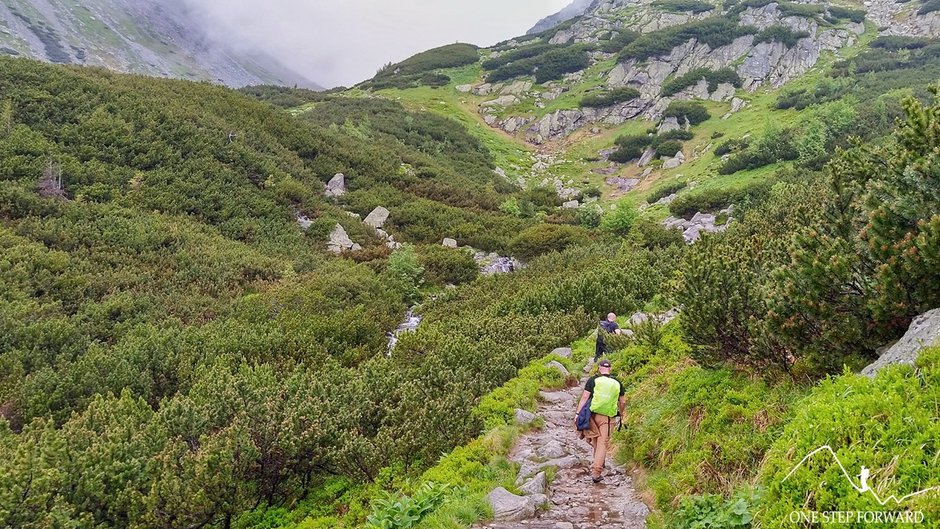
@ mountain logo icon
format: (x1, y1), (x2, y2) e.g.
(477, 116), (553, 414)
(781, 445), (940, 506)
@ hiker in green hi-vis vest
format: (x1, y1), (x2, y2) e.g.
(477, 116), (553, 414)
(574, 359), (626, 483)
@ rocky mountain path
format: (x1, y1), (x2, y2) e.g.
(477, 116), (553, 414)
(477, 364), (650, 529)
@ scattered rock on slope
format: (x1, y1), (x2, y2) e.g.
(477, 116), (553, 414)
(364, 206), (390, 229)
(327, 224), (361, 254)
(325, 173), (346, 197)
(862, 308), (940, 377)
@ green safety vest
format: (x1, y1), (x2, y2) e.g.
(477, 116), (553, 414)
(589, 376), (621, 417)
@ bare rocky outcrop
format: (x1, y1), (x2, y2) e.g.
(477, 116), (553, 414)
(525, 99), (651, 144)
(478, 0), (865, 143)
(865, 0), (940, 38)
(862, 309), (940, 377)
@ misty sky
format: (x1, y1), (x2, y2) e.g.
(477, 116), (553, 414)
(183, 0), (573, 88)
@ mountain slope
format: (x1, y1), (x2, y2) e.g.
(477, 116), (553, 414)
(528, 0), (596, 35)
(0, 0), (319, 87)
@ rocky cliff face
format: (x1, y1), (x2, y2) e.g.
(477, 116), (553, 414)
(0, 0), (319, 88)
(468, 0), (896, 145)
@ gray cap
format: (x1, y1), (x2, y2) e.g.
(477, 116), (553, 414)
(598, 359), (612, 367)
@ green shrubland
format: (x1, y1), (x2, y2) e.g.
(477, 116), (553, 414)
(365, 44), (480, 90)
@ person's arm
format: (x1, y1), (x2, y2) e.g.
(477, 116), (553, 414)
(618, 396), (627, 416)
(576, 390), (591, 415)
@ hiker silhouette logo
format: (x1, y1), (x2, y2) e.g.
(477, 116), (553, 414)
(781, 444), (938, 525)
(781, 445), (940, 506)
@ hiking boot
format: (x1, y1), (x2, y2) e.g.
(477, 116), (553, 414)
(592, 475), (602, 483)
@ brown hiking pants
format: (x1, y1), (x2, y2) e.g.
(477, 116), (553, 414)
(584, 413), (613, 478)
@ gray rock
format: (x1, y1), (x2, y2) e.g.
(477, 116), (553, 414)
(683, 224), (703, 243)
(598, 147), (618, 161)
(501, 80), (533, 95)
(482, 95), (520, 108)
(551, 347), (573, 358)
(656, 193), (678, 206)
(658, 117), (680, 134)
(514, 408), (538, 426)
(541, 454), (581, 470)
(606, 177), (640, 192)
(538, 440), (567, 459)
(662, 150), (685, 170)
(527, 493), (549, 508)
(663, 216), (691, 230)
(455, 84), (473, 93)
(862, 308), (940, 377)
(637, 147), (656, 167)
(690, 212), (716, 226)
(502, 116), (528, 133)
(486, 487), (535, 521)
(539, 391), (573, 405)
(562, 200), (580, 209)
(546, 360), (570, 378)
(630, 312), (649, 326)
(710, 82), (736, 101)
(473, 83), (494, 96)
(442, 238), (458, 248)
(554, 522), (575, 529)
(520, 471), (547, 495)
(325, 173), (346, 198)
(327, 224), (359, 254)
(364, 206), (390, 229)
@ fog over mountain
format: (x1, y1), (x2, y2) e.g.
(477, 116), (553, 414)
(180, 0), (572, 88)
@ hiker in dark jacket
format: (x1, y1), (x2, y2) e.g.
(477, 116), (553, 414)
(575, 359), (626, 482)
(595, 313), (621, 361)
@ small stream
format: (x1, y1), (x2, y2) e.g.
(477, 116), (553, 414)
(386, 308), (423, 355)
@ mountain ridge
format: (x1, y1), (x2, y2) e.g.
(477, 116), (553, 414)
(528, 0), (597, 35)
(0, 0), (320, 88)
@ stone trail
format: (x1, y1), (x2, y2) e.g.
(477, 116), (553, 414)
(477, 361), (649, 529)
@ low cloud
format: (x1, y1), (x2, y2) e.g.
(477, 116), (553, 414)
(181, 0), (572, 88)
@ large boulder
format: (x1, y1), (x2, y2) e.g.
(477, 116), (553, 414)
(551, 347), (573, 358)
(325, 173), (346, 198)
(862, 309), (940, 377)
(486, 487), (536, 521)
(364, 206), (390, 229)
